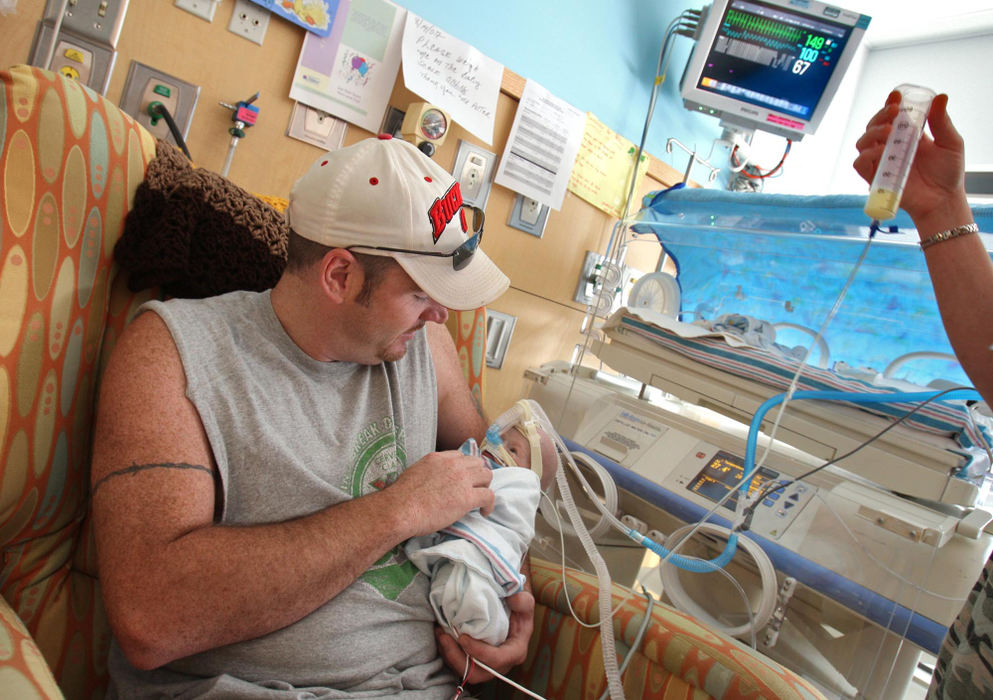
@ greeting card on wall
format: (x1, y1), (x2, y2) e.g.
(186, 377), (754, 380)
(246, 0), (338, 36)
(400, 13), (503, 145)
(289, 0), (405, 133)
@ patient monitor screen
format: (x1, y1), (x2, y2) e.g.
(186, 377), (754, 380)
(693, 0), (856, 122)
(688, 450), (779, 511)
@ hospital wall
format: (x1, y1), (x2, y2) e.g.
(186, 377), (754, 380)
(0, 2), (685, 418)
(4, 3), (989, 418)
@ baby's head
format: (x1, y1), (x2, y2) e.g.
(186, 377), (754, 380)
(491, 424), (559, 491)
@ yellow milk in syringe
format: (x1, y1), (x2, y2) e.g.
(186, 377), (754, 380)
(864, 84), (936, 221)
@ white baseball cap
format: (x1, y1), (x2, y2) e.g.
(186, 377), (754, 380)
(287, 135), (509, 311)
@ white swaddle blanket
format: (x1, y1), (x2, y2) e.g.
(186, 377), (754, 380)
(404, 440), (541, 644)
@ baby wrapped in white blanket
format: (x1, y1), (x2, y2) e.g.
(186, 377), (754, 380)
(404, 417), (558, 644)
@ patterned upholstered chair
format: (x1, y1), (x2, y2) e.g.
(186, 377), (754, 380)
(0, 64), (159, 699)
(0, 64), (823, 700)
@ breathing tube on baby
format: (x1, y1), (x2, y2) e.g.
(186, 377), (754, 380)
(480, 399), (559, 489)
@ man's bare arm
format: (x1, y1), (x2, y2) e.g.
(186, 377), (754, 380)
(427, 321), (488, 449)
(92, 311), (494, 670)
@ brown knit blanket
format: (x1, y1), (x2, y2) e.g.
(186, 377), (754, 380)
(114, 140), (288, 298)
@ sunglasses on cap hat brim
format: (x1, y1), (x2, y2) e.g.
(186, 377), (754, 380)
(347, 205), (484, 272)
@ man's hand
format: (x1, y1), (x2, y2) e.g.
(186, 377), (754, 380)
(435, 589), (535, 685)
(390, 450), (495, 537)
(853, 91), (967, 227)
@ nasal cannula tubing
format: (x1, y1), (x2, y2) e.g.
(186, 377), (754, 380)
(864, 83), (936, 221)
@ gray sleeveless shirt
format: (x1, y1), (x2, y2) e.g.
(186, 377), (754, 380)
(107, 290), (456, 699)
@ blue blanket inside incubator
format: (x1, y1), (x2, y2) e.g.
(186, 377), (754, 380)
(631, 188), (993, 387)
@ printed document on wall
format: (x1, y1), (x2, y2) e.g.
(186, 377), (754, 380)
(290, 0), (405, 133)
(493, 80), (585, 211)
(401, 13), (502, 145)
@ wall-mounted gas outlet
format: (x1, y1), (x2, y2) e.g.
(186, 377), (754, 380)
(120, 61), (200, 146)
(452, 140), (496, 209)
(228, 0), (270, 45)
(29, 23), (117, 94)
(42, 0), (130, 47)
(175, 0), (220, 22)
(508, 193), (550, 237)
(287, 102), (348, 150)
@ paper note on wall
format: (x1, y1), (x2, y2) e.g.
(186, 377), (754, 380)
(289, 0), (405, 134)
(568, 114), (650, 219)
(493, 80), (585, 211)
(401, 13), (502, 145)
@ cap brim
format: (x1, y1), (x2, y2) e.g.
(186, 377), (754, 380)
(394, 249), (509, 311)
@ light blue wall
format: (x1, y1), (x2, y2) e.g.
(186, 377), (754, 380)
(395, 2), (993, 198)
(395, 0), (725, 183)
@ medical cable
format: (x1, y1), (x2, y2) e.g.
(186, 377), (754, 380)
(540, 451), (618, 540)
(540, 489), (642, 627)
(740, 386), (980, 529)
(648, 225), (878, 586)
(551, 445), (739, 573)
(871, 510), (942, 697)
(730, 140), (792, 180)
(595, 588), (656, 700)
(42, 0), (72, 71)
(556, 9), (699, 434)
(658, 523), (768, 646)
(471, 658), (548, 700)
(509, 398), (623, 698)
(754, 228), (878, 478)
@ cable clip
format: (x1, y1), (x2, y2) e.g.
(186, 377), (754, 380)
(452, 655), (475, 699)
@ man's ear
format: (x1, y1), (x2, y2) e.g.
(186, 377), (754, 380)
(319, 249), (362, 303)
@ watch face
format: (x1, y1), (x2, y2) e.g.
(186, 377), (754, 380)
(419, 108), (448, 140)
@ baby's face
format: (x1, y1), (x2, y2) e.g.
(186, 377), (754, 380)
(500, 428), (531, 467)
(500, 427), (558, 490)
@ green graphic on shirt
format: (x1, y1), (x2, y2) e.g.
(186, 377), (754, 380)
(350, 417), (420, 600)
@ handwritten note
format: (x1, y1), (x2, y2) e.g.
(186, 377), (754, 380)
(401, 13), (502, 145)
(568, 113), (650, 219)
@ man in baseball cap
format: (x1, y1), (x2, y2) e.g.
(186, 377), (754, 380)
(288, 134), (509, 311)
(92, 135), (528, 699)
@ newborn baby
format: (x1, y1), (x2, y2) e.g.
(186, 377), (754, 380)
(404, 404), (559, 644)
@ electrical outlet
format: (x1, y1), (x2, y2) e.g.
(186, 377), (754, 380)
(228, 0), (270, 45)
(521, 197), (541, 225)
(507, 193), (550, 237)
(120, 61), (200, 146)
(175, 0), (219, 22)
(451, 140), (496, 209)
(42, 0), (130, 47)
(287, 102), (348, 150)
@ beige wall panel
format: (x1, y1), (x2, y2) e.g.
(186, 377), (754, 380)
(2, 2), (689, 421)
(481, 287), (589, 418)
(0, 8), (38, 70)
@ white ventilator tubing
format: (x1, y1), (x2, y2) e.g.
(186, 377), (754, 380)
(659, 522), (778, 639)
(483, 400), (626, 699)
(539, 452), (618, 540)
(526, 404), (781, 642)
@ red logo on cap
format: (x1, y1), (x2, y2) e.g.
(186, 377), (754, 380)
(428, 182), (468, 243)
